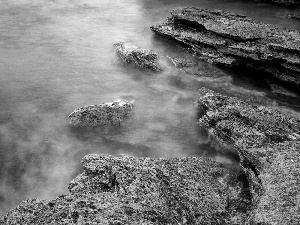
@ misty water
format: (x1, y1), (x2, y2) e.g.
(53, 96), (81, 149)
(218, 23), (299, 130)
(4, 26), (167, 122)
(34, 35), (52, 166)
(1, 0), (300, 215)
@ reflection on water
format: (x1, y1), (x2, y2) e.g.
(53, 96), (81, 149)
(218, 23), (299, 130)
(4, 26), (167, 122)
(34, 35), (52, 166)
(0, 0), (299, 215)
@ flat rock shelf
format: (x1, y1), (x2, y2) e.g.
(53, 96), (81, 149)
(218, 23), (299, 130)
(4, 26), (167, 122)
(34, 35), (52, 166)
(151, 7), (300, 90)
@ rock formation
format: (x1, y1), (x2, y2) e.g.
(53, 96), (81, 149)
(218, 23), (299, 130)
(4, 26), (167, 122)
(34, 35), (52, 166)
(68, 99), (134, 127)
(197, 87), (300, 224)
(2, 89), (300, 224)
(115, 42), (162, 72)
(0, 154), (251, 224)
(151, 8), (300, 89)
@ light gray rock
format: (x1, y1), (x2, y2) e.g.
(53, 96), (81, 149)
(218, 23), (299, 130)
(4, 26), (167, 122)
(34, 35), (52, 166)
(0, 154), (252, 224)
(68, 99), (134, 127)
(197, 87), (300, 224)
(115, 42), (162, 72)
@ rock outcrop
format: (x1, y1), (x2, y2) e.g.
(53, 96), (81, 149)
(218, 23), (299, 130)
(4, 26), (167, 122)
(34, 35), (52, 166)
(151, 8), (300, 89)
(197, 88), (300, 224)
(68, 99), (134, 127)
(0, 154), (251, 224)
(115, 42), (162, 72)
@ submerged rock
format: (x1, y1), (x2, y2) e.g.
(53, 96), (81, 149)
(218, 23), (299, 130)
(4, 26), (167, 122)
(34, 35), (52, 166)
(279, 8), (300, 20)
(68, 99), (134, 126)
(0, 154), (251, 224)
(151, 8), (300, 88)
(197, 88), (300, 224)
(166, 56), (197, 68)
(115, 42), (162, 72)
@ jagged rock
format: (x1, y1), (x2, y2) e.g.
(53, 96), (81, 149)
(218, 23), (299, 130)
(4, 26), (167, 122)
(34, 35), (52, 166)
(115, 42), (162, 72)
(197, 88), (300, 224)
(151, 8), (300, 88)
(68, 99), (134, 127)
(0, 154), (252, 224)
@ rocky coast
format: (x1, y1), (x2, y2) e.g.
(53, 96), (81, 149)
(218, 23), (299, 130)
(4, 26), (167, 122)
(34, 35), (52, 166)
(1, 7), (300, 225)
(151, 8), (300, 90)
(197, 87), (300, 224)
(1, 88), (299, 224)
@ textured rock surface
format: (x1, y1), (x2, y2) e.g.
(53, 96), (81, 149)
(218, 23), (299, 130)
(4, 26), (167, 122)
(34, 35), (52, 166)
(151, 8), (300, 88)
(0, 154), (251, 224)
(115, 42), (162, 72)
(68, 99), (134, 127)
(197, 88), (300, 224)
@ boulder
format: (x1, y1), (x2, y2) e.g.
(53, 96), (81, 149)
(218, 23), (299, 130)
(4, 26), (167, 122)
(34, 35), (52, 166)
(68, 99), (134, 127)
(0, 154), (251, 224)
(115, 42), (162, 72)
(151, 8), (300, 88)
(197, 87), (300, 224)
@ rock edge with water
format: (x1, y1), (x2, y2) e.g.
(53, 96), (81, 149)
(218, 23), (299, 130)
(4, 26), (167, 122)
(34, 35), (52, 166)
(151, 7), (300, 89)
(197, 87), (300, 224)
(68, 99), (134, 127)
(0, 154), (251, 224)
(115, 42), (162, 72)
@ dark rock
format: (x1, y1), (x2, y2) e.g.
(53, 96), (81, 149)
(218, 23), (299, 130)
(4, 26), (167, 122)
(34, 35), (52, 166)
(68, 99), (134, 127)
(151, 8), (300, 88)
(197, 87), (300, 224)
(0, 154), (252, 224)
(115, 42), (162, 72)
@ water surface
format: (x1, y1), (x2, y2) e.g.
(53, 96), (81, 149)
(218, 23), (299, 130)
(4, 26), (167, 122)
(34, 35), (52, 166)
(0, 0), (299, 215)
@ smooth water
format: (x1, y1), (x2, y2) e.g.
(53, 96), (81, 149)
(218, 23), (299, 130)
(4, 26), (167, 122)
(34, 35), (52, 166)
(0, 0), (299, 215)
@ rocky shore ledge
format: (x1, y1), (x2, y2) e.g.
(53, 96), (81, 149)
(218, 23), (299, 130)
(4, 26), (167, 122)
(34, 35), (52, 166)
(0, 154), (251, 224)
(1, 89), (299, 224)
(151, 8), (300, 90)
(1, 7), (300, 225)
(197, 88), (300, 224)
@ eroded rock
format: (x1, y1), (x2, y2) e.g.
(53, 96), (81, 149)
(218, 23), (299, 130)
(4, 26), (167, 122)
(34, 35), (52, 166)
(115, 42), (162, 72)
(0, 154), (251, 224)
(68, 99), (134, 127)
(151, 8), (300, 88)
(197, 88), (300, 224)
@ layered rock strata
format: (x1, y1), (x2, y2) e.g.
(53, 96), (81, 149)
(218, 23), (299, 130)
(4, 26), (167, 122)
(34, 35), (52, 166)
(68, 99), (134, 126)
(115, 42), (162, 72)
(197, 87), (300, 224)
(0, 154), (251, 224)
(151, 8), (300, 88)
